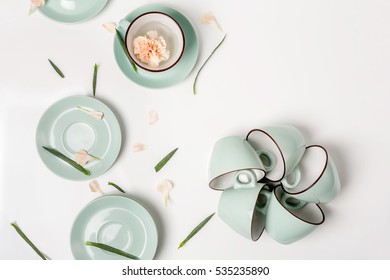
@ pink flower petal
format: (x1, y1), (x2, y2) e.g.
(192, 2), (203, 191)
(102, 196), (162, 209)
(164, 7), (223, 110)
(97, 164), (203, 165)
(75, 149), (89, 166)
(133, 30), (170, 68)
(149, 110), (159, 125)
(157, 180), (174, 207)
(29, 0), (45, 15)
(32, 0), (45, 7)
(131, 143), (146, 152)
(89, 180), (103, 194)
(201, 11), (223, 32)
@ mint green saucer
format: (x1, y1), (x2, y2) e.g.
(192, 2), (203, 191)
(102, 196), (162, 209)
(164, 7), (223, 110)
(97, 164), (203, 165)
(39, 0), (108, 24)
(36, 95), (121, 181)
(114, 5), (199, 88)
(71, 196), (158, 260)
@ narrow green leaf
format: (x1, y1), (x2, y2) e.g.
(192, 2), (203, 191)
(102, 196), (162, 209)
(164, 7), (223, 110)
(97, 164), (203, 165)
(85, 241), (139, 260)
(48, 59), (65, 78)
(115, 29), (137, 73)
(42, 146), (91, 176)
(178, 212), (215, 249)
(92, 64), (98, 97)
(154, 148), (178, 172)
(193, 34), (227, 95)
(108, 182), (125, 193)
(10, 222), (47, 260)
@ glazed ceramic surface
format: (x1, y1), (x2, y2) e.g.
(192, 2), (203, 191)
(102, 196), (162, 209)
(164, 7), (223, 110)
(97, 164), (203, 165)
(39, 0), (109, 24)
(208, 136), (266, 190)
(114, 4), (198, 88)
(122, 12), (185, 72)
(282, 145), (341, 203)
(265, 187), (325, 244)
(36, 95), (121, 180)
(218, 183), (266, 241)
(70, 196), (158, 260)
(246, 125), (306, 182)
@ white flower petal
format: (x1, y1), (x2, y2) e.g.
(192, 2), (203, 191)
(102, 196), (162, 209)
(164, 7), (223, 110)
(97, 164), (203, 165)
(146, 30), (158, 40)
(149, 110), (159, 125)
(89, 180), (103, 194)
(201, 11), (223, 32)
(102, 22), (117, 33)
(75, 149), (89, 166)
(157, 180), (174, 207)
(76, 106), (104, 120)
(131, 143), (146, 152)
(90, 111), (104, 120)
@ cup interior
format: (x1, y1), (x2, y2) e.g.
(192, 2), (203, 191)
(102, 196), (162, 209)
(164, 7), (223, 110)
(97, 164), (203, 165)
(210, 169), (266, 190)
(125, 12), (185, 72)
(274, 187), (324, 225)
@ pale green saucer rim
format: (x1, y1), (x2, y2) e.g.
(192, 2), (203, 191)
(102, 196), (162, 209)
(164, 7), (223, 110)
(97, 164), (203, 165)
(35, 95), (122, 181)
(70, 195), (158, 260)
(38, 0), (109, 24)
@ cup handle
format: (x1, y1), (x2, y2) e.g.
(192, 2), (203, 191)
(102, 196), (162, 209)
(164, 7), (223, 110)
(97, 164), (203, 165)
(281, 192), (308, 210)
(255, 188), (271, 215)
(234, 170), (258, 189)
(117, 19), (130, 36)
(256, 150), (275, 172)
(281, 166), (301, 189)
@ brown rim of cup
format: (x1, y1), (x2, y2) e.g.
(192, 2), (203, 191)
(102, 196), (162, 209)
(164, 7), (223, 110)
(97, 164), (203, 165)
(208, 168), (266, 191)
(273, 186), (325, 225)
(246, 129), (286, 183)
(124, 11), (186, 72)
(281, 145), (328, 196)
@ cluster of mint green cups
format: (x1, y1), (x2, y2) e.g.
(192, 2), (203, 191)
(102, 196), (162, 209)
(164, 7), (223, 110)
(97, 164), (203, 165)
(208, 125), (341, 244)
(34, 1), (200, 259)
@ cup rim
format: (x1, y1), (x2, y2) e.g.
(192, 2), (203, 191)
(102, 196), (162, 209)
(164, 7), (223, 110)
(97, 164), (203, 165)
(246, 128), (287, 182)
(209, 168), (266, 191)
(124, 11), (186, 72)
(274, 186), (325, 225)
(281, 145), (328, 196)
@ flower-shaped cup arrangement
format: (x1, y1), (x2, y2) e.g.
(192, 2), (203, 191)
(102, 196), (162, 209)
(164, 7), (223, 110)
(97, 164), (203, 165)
(208, 125), (340, 244)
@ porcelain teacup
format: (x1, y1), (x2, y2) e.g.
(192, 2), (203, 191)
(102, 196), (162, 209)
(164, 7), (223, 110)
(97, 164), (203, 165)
(281, 145), (340, 204)
(208, 136), (266, 190)
(246, 125), (306, 182)
(218, 170), (267, 240)
(264, 186), (325, 244)
(119, 12), (185, 73)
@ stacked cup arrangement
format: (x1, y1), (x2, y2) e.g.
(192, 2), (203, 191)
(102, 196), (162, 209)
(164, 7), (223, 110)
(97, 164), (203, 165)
(208, 125), (340, 244)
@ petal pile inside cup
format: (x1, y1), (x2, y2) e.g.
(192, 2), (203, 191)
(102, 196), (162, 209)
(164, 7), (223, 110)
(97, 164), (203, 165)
(208, 125), (340, 244)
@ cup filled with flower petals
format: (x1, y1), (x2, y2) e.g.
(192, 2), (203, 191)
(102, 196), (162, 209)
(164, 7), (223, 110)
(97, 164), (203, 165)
(119, 11), (185, 72)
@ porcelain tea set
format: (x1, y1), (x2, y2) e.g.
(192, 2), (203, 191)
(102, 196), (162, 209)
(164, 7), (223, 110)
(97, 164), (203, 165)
(208, 125), (340, 244)
(33, 1), (341, 260)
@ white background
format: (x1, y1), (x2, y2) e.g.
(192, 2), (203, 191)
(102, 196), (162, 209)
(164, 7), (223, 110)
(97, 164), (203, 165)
(1, 0), (389, 260)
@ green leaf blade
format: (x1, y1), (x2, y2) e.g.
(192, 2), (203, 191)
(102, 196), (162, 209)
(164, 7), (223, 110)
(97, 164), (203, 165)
(42, 146), (91, 176)
(193, 34), (227, 95)
(178, 212), (215, 249)
(85, 241), (139, 260)
(154, 148), (178, 172)
(108, 182), (125, 193)
(93, 63), (98, 97)
(48, 59), (65, 78)
(11, 222), (47, 260)
(115, 29), (137, 73)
